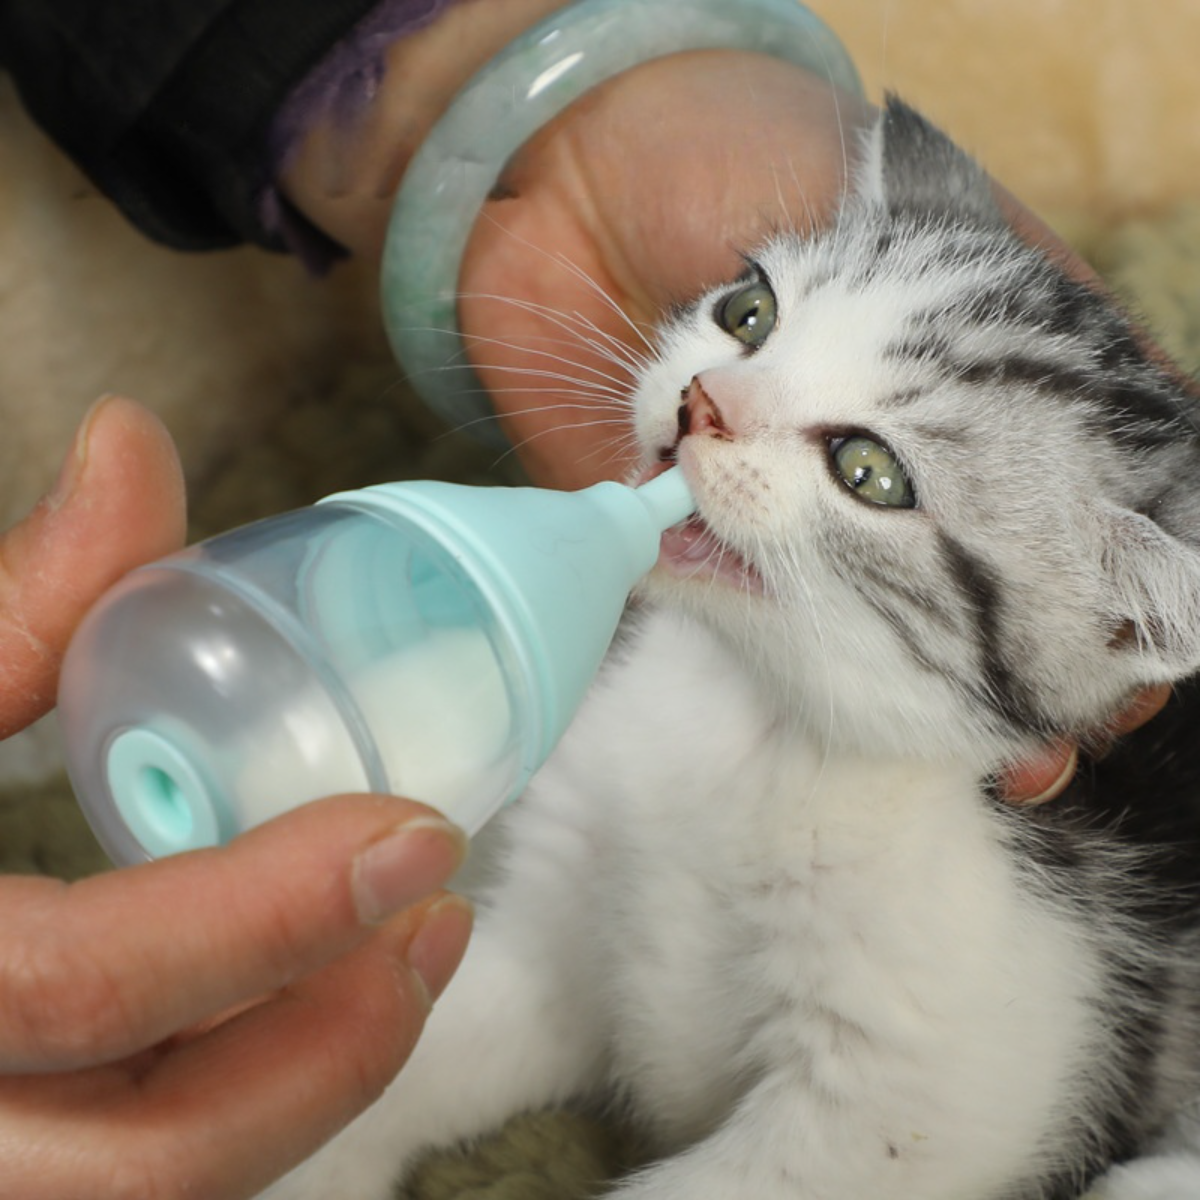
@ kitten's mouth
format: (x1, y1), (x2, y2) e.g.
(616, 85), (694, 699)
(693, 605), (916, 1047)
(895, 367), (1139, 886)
(638, 463), (765, 594)
(659, 518), (765, 592)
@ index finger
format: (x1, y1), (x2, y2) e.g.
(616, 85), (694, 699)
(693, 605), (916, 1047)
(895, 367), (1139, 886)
(0, 795), (466, 1073)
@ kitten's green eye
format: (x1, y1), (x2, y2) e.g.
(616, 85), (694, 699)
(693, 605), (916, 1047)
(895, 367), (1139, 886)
(831, 436), (916, 509)
(717, 281), (776, 348)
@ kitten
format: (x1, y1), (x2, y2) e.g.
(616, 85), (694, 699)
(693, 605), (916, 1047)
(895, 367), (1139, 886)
(265, 97), (1200, 1200)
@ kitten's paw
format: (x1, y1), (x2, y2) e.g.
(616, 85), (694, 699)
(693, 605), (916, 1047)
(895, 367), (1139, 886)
(1087, 1153), (1200, 1200)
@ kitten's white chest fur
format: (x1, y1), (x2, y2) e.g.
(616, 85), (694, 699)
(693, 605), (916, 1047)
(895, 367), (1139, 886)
(515, 612), (1101, 1192)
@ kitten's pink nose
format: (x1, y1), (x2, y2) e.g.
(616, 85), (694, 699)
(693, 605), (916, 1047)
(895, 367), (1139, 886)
(678, 375), (731, 440)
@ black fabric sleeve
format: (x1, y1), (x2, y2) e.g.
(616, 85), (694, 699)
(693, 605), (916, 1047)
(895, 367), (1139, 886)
(0, 0), (383, 250)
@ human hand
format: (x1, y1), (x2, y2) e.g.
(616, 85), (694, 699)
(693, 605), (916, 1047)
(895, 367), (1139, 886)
(457, 52), (869, 487)
(0, 397), (472, 1199)
(996, 684), (1172, 806)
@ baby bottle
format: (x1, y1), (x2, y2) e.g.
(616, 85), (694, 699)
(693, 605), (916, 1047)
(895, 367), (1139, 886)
(57, 468), (694, 866)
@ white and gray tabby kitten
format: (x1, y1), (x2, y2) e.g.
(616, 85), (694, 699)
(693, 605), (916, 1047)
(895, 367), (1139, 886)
(267, 98), (1200, 1200)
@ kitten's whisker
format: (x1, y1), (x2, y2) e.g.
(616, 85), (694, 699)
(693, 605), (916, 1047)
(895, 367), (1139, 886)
(499, 413), (632, 441)
(397, 365), (625, 438)
(446, 401), (630, 441)
(462, 333), (640, 393)
(467, 398), (624, 418)
(477, 290), (653, 368)
(542, 255), (658, 356)
(583, 428), (645, 474)
(467, 363), (632, 396)
(830, 74), (851, 221)
(466, 362), (634, 401)
(391, 316), (642, 392)
(766, 157), (803, 244)
(488, 414), (640, 474)
(786, 157), (820, 240)
(460, 207), (658, 354)
(460, 292), (650, 377)
(466, 237), (657, 359)
(459, 320), (621, 355)
(474, 383), (629, 405)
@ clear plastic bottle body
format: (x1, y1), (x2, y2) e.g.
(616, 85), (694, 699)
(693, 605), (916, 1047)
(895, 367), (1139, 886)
(58, 501), (531, 865)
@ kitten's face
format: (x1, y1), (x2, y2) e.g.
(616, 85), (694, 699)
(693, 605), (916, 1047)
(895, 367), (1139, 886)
(631, 99), (1200, 767)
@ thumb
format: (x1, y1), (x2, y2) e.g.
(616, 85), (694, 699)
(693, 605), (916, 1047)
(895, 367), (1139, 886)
(996, 739), (1079, 808)
(0, 395), (187, 737)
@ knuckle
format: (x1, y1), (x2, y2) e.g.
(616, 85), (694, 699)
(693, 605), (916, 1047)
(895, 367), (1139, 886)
(0, 934), (139, 1067)
(293, 950), (418, 1111)
(247, 883), (330, 984)
(101, 1149), (196, 1200)
(339, 955), (425, 1104)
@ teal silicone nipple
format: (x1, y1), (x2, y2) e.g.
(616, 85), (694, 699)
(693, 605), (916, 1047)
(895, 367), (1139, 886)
(57, 468), (695, 865)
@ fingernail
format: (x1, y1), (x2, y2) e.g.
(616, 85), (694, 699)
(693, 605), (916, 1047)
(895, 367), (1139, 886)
(1011, 743), (1079, 807)
(1106, 683), (1172, 738)
(46, 395), (114, 511)
(407, 893), (474, 1003)
(352, 815), (468, 926)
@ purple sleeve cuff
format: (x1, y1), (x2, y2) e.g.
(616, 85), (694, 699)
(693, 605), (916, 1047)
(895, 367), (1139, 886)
(261, 0), (465, 271)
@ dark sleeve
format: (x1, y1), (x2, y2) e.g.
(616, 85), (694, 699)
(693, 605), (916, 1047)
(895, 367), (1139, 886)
(0, 0), (387, 251)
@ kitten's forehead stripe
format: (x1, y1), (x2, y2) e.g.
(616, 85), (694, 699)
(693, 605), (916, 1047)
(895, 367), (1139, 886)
(839, 202), (1194, 461)
(1100, 381), (1192, 451)
(909, 422), (971, 446)
(1096, 329), (1146, 371)
(884, 336), (953, 366)
(954, 355), (1095, 396)
(881, 387), (926, 409)
(885, 303), (1188, 455)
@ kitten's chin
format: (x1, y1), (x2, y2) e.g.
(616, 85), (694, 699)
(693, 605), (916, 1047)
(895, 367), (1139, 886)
(634, 460), (766, 595)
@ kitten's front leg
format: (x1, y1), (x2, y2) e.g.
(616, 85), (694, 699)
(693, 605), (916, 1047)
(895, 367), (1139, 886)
(600, 1063), (1038, 1200)
(600, 1070), (883, 1200)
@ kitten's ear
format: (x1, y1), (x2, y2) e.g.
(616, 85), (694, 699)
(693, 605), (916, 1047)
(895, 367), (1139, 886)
(858, 95), (1003, 228)
(1098, 503), (1200, 678)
